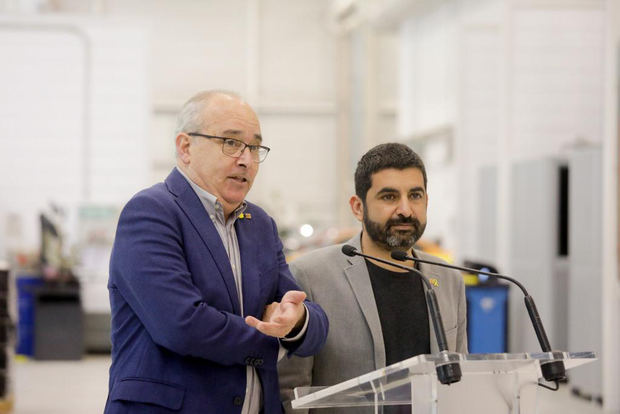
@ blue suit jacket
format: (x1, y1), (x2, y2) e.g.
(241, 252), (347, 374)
(105, 169), (328, 413)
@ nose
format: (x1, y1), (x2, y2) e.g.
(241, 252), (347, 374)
(236, 145), (253, 166)
(395, 197), (413, 217)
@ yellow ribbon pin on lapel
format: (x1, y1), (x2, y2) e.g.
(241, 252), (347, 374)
(429, 278), (439, 287)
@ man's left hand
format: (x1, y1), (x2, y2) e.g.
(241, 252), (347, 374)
(245, 290), (307, 338)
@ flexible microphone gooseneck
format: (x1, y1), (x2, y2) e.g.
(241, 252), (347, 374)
(341, 244), (462, 385)
(390, 250), (566, 385)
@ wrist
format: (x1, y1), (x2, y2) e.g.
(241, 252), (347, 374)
(285, 305), (307, 338)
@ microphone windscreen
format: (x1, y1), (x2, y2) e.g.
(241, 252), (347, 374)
(390, 250), (408, 261)
(341, 244), (357, 257)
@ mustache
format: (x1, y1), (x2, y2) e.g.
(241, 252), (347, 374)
(385, 216), (420, 228)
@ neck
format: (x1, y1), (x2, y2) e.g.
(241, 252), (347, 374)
(360, 231), (411, 273)
(176, 164), (239, 220)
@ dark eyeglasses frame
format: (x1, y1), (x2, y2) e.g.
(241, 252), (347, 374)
(187, 132), (270, 163)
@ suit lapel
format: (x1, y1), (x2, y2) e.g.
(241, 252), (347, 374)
(235, 215), (261, 318)
(342, 237), (386, 370)
(166, 169), (242, 315)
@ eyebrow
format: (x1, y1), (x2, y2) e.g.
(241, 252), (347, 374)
(222, 129), (263, 143)
(376, 186), (425, 196)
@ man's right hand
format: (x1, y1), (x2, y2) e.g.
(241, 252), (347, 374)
(244, 290), (307, 338)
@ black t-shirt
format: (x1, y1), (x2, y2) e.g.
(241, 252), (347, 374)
(365, 259), (430, 414)
(365, 258), (430, 366)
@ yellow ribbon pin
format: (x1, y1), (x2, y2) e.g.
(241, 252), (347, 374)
(429, 278), (439, 287)
(238, 213), (252, 220)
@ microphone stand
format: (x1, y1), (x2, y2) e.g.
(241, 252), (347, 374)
(341, 245), (462, 385)
(391, 250), (566, 386)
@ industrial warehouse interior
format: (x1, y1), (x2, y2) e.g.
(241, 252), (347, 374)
(0, 0), (618, 413)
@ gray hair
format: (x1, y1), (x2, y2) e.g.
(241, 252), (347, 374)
(174, 90), (242, 135)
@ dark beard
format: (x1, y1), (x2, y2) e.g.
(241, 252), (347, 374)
(363, 205), (426, 251)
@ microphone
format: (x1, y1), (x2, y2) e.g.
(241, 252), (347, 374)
(341, 244), (462, 385)
(341, 244), (358, 257)
(391, 250), (566, 384)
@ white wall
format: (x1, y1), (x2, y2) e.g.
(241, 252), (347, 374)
(397, 0), (462, 254)
(510, 7), (604, 160)
(0, 1), (340, 314)
(0, 0), (341, 258)
(105, 0), (339, 232)
(397, 0), (606, 257)
(392, 0), (618, 410)
(398, 2), (458, 136)
(0, 15), (149, 255)
(107, 0), (251, 104)
(602, 0), (619, 409)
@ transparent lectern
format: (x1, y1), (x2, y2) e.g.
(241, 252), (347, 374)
(292, 351), (596, 413)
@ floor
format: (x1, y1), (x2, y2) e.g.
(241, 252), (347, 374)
(11, 356), (606, 413)
(13, 356), (109, 414)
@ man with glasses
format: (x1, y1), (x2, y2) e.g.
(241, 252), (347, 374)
(105, 90), (328, 414)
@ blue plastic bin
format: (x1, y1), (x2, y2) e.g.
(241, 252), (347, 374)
(16, 276), (44, 356)
(466, 285), (509, 353)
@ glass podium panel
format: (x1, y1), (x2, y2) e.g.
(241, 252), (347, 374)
(292, 351), (596, 412)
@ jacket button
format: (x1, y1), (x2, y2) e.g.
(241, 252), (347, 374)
(233, 396), (244, 406)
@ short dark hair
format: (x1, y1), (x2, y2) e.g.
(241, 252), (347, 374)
(354, 143), (427, 201)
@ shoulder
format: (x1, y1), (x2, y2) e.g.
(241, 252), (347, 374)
(290, 244), (346, 273)
(416, 250), (463, 285)
(240, 201), (278, 236)
(416, 249), (449, 265)
(289, 244), (349, 296)
(112, 183), (182, 250)
(121, 183), (174, 215)
(116, 183), (187, 235)
(243, 200), (271, 221)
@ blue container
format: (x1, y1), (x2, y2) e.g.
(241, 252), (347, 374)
(16, 276), (44, 356)
(466, 285), (509, 353)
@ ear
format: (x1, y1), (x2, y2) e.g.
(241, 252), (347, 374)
(349, 195), (364, 223)
(176, 133), (191, 164)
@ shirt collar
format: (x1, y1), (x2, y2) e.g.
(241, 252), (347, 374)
(175, 166), (247, 222)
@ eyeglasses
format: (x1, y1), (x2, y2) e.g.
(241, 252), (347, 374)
(187, 133), (271, 163)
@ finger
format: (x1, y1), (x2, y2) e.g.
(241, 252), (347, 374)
(248, 321), (289, 338)
(281, 290), (307, 305)
(245, 315), (261, 328)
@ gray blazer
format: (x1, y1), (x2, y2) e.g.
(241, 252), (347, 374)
(278, 234), (468, 414)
